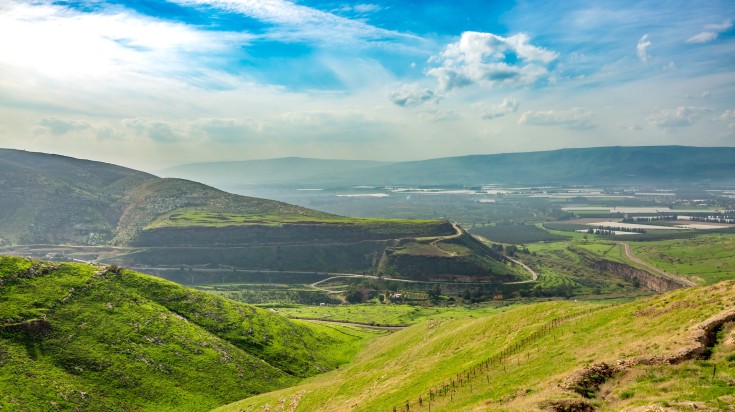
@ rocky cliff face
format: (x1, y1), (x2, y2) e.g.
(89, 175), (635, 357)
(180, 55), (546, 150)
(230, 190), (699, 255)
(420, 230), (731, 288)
(590, 259), (687, 293)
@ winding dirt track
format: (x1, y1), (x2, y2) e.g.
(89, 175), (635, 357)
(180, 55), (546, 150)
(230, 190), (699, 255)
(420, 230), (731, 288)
(620, 242), (697, 287)
(505, 256), (539, 282)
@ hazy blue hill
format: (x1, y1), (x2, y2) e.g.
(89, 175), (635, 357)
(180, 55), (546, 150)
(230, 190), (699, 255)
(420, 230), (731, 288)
(164, 146), (735, 187)
(329, 146), (735, 185)
(159, 157), (391, 187)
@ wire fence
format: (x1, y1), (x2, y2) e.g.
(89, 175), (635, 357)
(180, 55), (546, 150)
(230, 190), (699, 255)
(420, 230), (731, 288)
(390, 307), (604, 411)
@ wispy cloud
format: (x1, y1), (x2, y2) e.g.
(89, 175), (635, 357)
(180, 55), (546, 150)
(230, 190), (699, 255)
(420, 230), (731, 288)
(687, 19), (732, 43)
(480, 98), (520, 120)
(172, 0), (414, 46)
(636, 34), (651, 62)
(518, 108), (595, 130)
(427, 31), (557, 92)
(388, 84), (437, 107)
(647, 106), (709, 130)
(38, 117), (90, 136)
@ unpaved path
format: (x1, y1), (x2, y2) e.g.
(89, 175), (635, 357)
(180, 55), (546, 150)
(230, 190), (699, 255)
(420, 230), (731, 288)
(620, 242), (697, 287)
(506, 256), (538, 282)
(290, 317), (408, 330)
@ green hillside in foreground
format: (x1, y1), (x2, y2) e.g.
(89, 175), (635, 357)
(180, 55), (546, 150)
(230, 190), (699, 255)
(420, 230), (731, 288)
(217, 281), (735, 411)
(0, 257), (375, 411)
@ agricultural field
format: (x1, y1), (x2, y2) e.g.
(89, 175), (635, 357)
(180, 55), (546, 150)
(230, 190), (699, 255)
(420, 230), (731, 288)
(468, 224), (569, 244)
(146, 210), (445, 229)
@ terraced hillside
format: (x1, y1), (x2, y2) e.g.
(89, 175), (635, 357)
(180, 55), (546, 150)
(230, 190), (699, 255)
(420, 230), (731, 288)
(0, 150), (513, 280)
(0, 257), (374, 411)
(217, 281), (735, 411)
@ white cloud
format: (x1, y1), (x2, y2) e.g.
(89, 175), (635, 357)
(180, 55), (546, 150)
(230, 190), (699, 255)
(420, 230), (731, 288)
(419, 110), (462, 123)
(687, 20), (732, 43)
(123, 118), (189, 142)
(647, 106), (709, 129)
(38, 117), (90, 136)
(427, 31), (557, 92)
(518, 108), (595, 130)
(0, 1), (250, 81)
(173, 0), (410, 45)
(636, 34), (652, 63)
(480, 98), (520, 120)
(192, 118), (261, 143)
(686, 32), (718, 44)
(336, 4), (382, 14)
(388, 84), (437, 107)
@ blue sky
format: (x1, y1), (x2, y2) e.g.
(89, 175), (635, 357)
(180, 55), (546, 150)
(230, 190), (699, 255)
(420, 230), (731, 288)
(1, 0), (734, 170)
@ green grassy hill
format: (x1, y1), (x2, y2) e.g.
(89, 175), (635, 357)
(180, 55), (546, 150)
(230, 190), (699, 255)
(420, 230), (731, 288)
(216, 281), (735, 411)
(0, 257), (375, 411)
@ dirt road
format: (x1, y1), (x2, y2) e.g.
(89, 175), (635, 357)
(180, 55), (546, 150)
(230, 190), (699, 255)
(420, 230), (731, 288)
(620, 242), (697, 287)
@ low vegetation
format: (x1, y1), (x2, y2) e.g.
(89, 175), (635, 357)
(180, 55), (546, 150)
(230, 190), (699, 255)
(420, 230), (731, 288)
(215, 281), (735, 411)
(469, 224), (569, 244)
(0, 257), (376, 411)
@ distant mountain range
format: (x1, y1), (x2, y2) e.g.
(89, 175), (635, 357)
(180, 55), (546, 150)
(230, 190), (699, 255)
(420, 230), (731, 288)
(160, 157), (390, 186)
(162, 146), (735, 187)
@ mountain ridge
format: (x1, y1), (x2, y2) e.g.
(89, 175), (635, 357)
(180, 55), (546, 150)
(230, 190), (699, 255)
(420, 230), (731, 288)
(161, 145), (735, 187)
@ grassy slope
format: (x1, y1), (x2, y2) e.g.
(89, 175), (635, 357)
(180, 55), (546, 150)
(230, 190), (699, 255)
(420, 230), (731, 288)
(629, 234), (735, 285)
(0, 257), (376, 411)
(215, 281), (735, 411)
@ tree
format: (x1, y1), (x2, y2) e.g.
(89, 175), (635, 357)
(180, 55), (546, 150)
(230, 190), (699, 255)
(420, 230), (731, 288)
(346, 289), (364, 303)
(427, 284), (442, 302)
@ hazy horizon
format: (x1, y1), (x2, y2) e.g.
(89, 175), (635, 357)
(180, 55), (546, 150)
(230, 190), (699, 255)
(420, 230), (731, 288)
(2, 0), (734, 171)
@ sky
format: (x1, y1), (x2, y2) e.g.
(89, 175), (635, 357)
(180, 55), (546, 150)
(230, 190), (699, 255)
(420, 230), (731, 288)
(1, 0), (734, 171)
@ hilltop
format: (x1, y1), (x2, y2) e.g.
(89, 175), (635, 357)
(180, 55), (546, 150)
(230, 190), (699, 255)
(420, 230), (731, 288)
(0, 149), (515, 282)
(163, 146), (735, 188)
(0, 257), (374, 411)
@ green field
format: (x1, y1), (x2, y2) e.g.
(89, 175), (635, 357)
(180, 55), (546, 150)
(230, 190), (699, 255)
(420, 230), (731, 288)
(629, 234), (735, 284)
(275, 303), (512, 326)
(469, 224), (569, 244)
(146, 210), (445, 229)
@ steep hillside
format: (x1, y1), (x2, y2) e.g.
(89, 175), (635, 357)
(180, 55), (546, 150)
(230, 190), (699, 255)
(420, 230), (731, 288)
(114, 178), (334, 244)
(0, 257), (374, 411)
(217, 281), (735, 411)
(0, 149), (155, 245)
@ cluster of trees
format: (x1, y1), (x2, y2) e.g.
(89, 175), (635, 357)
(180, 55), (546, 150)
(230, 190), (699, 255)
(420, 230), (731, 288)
(622, 215), (677, 223)
(489, 243), (532, 257)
